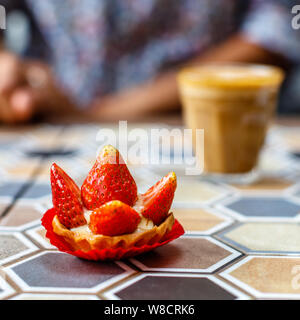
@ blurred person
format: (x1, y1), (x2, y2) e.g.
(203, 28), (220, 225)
(0, 0), (299, 124)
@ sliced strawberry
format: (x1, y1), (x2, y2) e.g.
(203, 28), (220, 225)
(81, 145), (137, 210)
(139, 172), (177, 225)
(50, 163), (86, 229)
(89, 200), (141, 236)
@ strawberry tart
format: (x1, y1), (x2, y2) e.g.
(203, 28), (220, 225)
(46, 145), (181, 253)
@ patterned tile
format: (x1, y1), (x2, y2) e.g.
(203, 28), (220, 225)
(104, 273), (248, 300)
(258, 149), (292, 174)
(4, 158), (40, 180)
(35, 159), (86, 185)
(290, 185), (300, 200)
(221, 256), (300, 299)
(174, 180), (228, 206)
(5, 251), (135, 293)
(20, 182), (51, 200)
(11, 293), (100, 300)
(275, 127), (300, 153)
(217, 222), (300, 255)
(0, 201), (43, 230)
(173, 207), (232, 235)
(0, 232), (37, 265)
(130, 236), (241, 273)
(0, 124), (299, 300)
(0, 181), (26, 201)
(0, 201), (9, 216)
(217, 195), (300, 221)
(25, 225), (56, 249)
(0, 274), (15, 299)
(231, 177), (294, 192)
(25, 125), (63, 149)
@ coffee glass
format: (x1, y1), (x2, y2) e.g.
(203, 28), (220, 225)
(177, 64), (284, 183)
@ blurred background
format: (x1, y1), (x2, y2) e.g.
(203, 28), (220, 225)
(0, 0), (299, 124)
(0, 1), (300, 302)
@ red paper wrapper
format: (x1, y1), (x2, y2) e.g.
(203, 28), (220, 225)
(41, 208), (185, 261)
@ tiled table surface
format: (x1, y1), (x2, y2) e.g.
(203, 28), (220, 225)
(0, 123), (300, 300)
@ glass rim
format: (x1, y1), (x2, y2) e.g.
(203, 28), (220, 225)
(177, 63), (285, 89)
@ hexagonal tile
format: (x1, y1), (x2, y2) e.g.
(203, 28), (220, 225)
(290, 185), (300, 200)
(217, 195), (300, 221)
(231, 177), (294, 192)
(5, 251), (135, 293)
(4, 159), (41, 180)
(25, 225), (56, 249)
(34, 158), (86, 184)
(0, 201), (9, 217)
(257, 149), (292, 174)
(130, 236), (241, 273)
(0, 181), (26, 200)
(25, 125), (63, 149)
(173, 207), (232, 235)
(11, 293), (99, 300)
(0, 232), (37, 265)
(217, 222), (300, 255)
(20, 182), (51, 200)
(221, 256), (300, 299)
(104, 273), (248, 300)
(274, 127), (300, 153)
(0, 201), (43, 230)
(174, 180), (228, 206)
(0, 274), (14, 299)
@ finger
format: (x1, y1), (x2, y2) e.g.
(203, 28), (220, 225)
(0, 95), (16, 123)
(0, 54), (25, 95)
(9, 88), (34, 123)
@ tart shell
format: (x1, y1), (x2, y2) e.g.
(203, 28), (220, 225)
(42, 208), (185, 260)
(52, 213), (175, 251)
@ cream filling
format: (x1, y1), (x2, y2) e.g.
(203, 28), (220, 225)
(70, 195), (154, 235)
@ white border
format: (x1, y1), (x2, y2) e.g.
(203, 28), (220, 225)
(11, 293), (100, 300)
(174, 206), (233, 235)
(0, 274), (15, 299)
(220, 255), (300, 299)
(216, 221), (300, 256)
(4, 251), (136, 294)
(173, 180), (231, 207)
(0, 232), (38, 265)
(104, 273), (249, 300)
(130, 235), (241, 273)
(216, 193), (300, 222)
(0, 201), (44, 232)
(25, 225), (56, 250)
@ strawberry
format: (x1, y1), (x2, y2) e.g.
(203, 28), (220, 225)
(139, 172), (177, 225)
(50, 163), (86, 229)
(81, 145), (137, 210)
(89, 200), (141, 236)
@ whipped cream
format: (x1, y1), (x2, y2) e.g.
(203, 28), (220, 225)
(71, 195), (154, 234)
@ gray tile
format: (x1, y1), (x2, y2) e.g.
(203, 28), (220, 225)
(0, 182), (25, 198)
(227, 197), (300, 218)
(115, 275), (236, 300)
(11, 252), (127, 289)
(0, 234), (28, 261)
(21, 183), (51, 199)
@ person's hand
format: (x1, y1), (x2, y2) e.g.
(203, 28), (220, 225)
(88, 89), (151, 121)
(88, 71), (180, 122)
(0, 51), (78, 124)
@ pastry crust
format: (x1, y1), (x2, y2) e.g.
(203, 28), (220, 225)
(52, 213), (175, 252)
